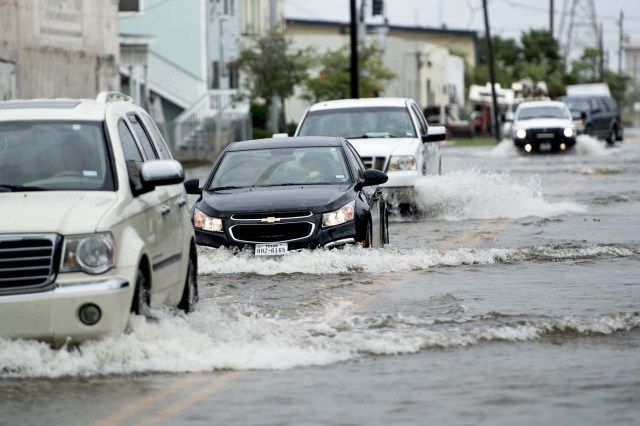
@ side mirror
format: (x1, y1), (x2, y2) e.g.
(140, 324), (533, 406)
(357, 169), (388, 189)
(184, 178), (201, 194)
(580, 111), (587, 120)
(140, 160), (184, 189)
(423, 126), (447, 142)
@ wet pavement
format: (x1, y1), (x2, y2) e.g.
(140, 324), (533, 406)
(1, 134), (639, 425)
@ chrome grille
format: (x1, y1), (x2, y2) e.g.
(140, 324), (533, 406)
(0, 234), (59, 294)
(231, 211), (312, 220)
(229, 222), (314, 243)
(360, 156), (386, 171)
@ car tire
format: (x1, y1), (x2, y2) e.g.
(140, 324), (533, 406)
(606, 126), (616, 144)
(364, 221), (373, 248)
(177, 256), (198, 313)
(131, 268), (150, 317)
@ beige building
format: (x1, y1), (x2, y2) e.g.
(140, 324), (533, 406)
(624, 44), (640, 86)
(283, 19), (477, 124)
(0, 0), (120, 99)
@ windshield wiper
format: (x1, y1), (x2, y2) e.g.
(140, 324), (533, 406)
(208, 186), (241, 191)
(258, 183), (304, 187)
(0, 184), (47, 192)
(345, 135), (370, 139)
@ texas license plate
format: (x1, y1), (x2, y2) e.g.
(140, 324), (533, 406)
(255, 243), (288, 256)
(539, 142), (552, 151)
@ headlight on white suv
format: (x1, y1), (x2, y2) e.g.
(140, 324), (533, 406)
(194, 208), (223, 232)
(322, 202), (355, 227)
(563, 128), (575, 137)
(61, 232), (116, 275)
(515, 129), (527, 139)
(387, 156), (417, 171)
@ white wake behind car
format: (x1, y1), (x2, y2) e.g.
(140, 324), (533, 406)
(0, 92), (198, 346)
(294, 98), (445, 211)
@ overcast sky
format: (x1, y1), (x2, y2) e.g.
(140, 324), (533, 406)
(284, 0), (640, 71)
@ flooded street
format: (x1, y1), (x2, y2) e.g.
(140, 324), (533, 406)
(2, 135), (639, 425)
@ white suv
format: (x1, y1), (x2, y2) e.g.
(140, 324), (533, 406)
(0, 92), (198, 346)
(295, 98), (445, 212)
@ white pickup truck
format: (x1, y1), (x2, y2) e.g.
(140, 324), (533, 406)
(295, 97), (446, 212)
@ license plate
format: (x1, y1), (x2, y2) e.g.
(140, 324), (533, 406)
(255, 243), (288, 256)
(536, 133), (554, 139)
(539, 142), (552, 151)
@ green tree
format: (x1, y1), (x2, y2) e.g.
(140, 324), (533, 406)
(232, 30), (314, 131)
(301, 42), (395, 103)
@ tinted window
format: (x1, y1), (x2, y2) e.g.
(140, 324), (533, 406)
(127, 114), (158, 160)
(410, 104), (428, 136)
(118, 120), (144, 193)
(139, 113), (172, 160)
(345, 142), (365, 180)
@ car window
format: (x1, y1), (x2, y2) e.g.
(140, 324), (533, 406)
(208, 146), (351, 189)
(410, 104), (428, 137)
(139, 113), (172, 160)
(127, 114), (158, 160)
(118, 119), (144, 193)
(0, 120), (114, 191)
(345, 142), (365, 179)
(563, 98), (590, 112)
(590, 98), (600, 112)
(297, 107), (417, 139)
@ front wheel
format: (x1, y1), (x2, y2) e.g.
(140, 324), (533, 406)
(177, 256), (198, 313)
(131, 269), (150, 317)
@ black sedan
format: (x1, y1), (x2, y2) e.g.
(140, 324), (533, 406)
(184, 136), (389, 255)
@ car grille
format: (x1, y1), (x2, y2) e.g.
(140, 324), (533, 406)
(0, 234), (59, 294)
(231, 211), (312, 220)
(230, 222), (314, 243)
(528, 128), (563, 139)
(360, 156), (386, 171)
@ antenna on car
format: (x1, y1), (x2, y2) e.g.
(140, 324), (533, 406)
(96, 92), (133, 104)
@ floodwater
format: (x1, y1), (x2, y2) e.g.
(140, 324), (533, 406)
(1, 135), (639, 425)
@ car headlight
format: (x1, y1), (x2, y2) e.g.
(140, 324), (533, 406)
(61, 232), (116, 275)
(322, 202), (355, 227)
(193, 208), (223, 232)
(515, 129), (527, 139)
(563, 128), (575, 137)
(387, 155), (417, 171)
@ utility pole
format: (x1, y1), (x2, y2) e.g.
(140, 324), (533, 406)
(350, 0), (359, 98)
(618, 10), (624, 74)
(549, 0), (554, 37)
(599, 22), (604, 81)
(482, 0), (500, 141)
(268, 0), (280, 132)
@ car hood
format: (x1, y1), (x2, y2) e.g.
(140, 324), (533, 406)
(514, 118), (573, 130)
(198, 185), (354, 216)
(348, 137), (420, 157)
(0, 192), (118, 234)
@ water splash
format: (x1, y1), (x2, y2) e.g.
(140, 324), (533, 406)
(413, 169), (585, 220)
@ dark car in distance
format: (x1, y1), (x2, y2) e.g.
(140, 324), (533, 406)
(184, 137), (389, 255)
(558, 95), (624, 143)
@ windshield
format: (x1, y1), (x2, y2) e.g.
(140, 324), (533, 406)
(0, 121), (114, 191)
(562, 99), (590, 112)
(208, 146), (351, 189)
(297, 107), (417, 139)
(515, 106), (571, 121)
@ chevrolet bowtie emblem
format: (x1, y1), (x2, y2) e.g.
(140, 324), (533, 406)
(261, 217), (281, 223)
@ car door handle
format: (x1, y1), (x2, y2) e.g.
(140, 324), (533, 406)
(160, 205), (171, 216)
(177, 198), (187, 207)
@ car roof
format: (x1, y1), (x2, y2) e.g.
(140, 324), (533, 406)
(517, 100), (568, 109)
(0, 93), (137, 121)
(306, 97), (411, 111)
(226, 136), (345, 152)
